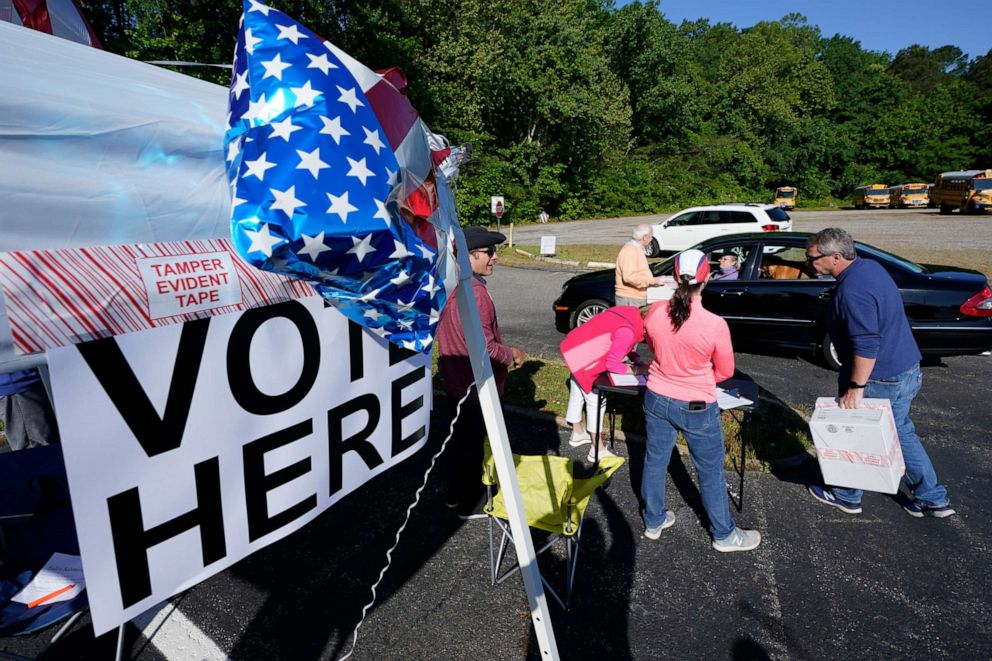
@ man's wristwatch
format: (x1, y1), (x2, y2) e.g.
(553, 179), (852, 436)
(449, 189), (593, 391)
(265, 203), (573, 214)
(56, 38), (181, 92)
(848, 381), (866, 389)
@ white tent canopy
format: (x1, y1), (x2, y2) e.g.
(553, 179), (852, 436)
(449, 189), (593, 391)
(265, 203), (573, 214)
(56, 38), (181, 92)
(0, 21), (233, 365)
(0, 20), (231, 254)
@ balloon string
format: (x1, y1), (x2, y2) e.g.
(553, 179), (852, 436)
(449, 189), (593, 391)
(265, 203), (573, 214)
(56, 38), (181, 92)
(337, 383), (474, 660)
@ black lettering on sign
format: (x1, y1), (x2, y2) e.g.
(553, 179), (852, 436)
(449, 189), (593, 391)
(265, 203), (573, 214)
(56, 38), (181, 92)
(227, 300), (320, 415)
(348, 320), (364, 383)
(243, 419), (317, 542)
(77, 318), (209, 458)
(392, 368), (426, 456)
(326, 394), (383, 496)
(388, 341), (418, 366)
(106, 457), (226, 608)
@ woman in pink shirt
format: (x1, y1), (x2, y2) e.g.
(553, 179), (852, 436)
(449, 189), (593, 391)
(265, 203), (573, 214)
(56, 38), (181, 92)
(640, 250), (761, 552)
(560, 307), (647, 463)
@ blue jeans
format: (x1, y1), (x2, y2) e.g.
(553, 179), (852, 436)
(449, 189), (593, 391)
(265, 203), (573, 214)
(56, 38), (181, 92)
(831, 364), (950, 507)
(642, 390), (736, 540)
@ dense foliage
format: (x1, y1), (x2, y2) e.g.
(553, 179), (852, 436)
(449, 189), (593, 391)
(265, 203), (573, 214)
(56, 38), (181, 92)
(79, 0), (992, 223)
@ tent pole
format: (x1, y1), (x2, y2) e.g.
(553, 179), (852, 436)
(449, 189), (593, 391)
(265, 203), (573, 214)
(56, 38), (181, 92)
(450, 228), (559, 660)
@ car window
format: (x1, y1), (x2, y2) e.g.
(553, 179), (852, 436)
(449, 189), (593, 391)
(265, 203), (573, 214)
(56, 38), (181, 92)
(729, 211), (755, 224)
(766, 207), (791, 222)
(666, 212), (698, 227)
(856, 243), (925, 274)
(698, 211), (723, 225)
(707, 245), (751, 280)
(757, 245), (816, 280)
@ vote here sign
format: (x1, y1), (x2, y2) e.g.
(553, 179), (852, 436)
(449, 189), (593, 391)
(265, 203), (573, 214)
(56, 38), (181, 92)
(48, 296), (431, 634)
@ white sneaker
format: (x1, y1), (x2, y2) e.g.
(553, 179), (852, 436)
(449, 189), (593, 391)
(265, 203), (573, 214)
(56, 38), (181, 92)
(568, 431), (592, 447)
(712, 527), (761, 552)
(644, 510), (675, 540)
(586, 445), (616, 463)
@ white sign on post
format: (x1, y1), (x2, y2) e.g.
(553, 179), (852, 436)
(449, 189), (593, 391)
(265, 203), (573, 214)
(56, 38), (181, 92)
(48, 296), (431, 634)
(490, 196), (505, 214)
(540, 236), (557, 256)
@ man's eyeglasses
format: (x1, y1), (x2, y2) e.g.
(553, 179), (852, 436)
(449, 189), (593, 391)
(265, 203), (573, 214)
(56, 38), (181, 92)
(471, 246), (497, 257)
(805, 252), (832, 263)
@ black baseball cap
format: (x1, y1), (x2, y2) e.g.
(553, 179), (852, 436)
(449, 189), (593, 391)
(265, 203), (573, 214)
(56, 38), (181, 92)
(463, 226), (506, 251)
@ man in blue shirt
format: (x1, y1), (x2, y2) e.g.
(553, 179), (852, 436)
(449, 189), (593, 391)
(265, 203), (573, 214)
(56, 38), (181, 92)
(803, 228), (954, 518)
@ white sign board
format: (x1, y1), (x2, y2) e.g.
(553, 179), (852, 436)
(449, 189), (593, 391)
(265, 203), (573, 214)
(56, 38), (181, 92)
(490, 196), (505, 213)
(48, 296), (431, 634)
(540, 236), (557, 256)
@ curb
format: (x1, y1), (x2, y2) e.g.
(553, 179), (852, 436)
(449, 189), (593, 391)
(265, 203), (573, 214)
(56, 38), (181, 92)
(512, 247), (599, 269)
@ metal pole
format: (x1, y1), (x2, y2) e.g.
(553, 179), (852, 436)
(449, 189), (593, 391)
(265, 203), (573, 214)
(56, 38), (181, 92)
(114, 623), (125, 661)
(451, 227), (559, 660)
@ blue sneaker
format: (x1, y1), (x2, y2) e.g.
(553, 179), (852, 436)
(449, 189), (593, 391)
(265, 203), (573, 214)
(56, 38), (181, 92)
(808, 485), (862, 514)
(903, 501), (956, 518)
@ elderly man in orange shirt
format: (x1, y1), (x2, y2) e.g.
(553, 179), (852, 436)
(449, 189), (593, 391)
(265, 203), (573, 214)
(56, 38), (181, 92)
(615, 224), (665, 307)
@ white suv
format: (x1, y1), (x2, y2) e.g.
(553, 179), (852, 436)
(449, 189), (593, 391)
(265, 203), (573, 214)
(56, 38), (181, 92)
(651, 203), (793, 252)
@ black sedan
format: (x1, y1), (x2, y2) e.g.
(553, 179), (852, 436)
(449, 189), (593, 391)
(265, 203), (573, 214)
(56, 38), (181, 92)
(552, 232), (992, 369)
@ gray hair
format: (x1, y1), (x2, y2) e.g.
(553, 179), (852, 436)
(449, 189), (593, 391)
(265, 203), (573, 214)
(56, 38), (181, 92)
(807, 228), (856, 260)
(632, 224), (652, 240)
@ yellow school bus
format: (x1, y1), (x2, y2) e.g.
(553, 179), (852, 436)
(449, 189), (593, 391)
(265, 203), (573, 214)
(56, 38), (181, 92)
(851, 184), (890, 209)
(890, 183), (929, 208)
(932, 169), (992, 214)
(773, 186), (797, 210)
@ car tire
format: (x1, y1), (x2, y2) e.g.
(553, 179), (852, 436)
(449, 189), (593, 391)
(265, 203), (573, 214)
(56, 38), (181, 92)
(645, 237), (661, 258)
(939, 203), (951, 215)
(571, 298), (610, 329)
(820, 332), (841, 372)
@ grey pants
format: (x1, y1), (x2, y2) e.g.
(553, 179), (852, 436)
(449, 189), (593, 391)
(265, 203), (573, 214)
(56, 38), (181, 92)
(0, 382), (60, 451)
(615, 295), (648, 308)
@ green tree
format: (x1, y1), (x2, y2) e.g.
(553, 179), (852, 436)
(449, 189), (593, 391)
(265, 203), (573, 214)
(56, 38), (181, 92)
(603, 1), (700, 147)
(889, 44), (968, 94)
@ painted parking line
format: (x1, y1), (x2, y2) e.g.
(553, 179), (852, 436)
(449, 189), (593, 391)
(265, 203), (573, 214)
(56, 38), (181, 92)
(132, 600), (230, 660)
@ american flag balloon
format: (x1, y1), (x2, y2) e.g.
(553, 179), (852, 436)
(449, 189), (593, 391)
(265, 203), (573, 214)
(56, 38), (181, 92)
(225, 0), (460, 352)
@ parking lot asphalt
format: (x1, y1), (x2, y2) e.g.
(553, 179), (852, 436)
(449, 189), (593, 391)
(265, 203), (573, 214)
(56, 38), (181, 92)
(4, 218), (991, 660)
(4, 351), (990, 660)
(508, 208), (992, 254)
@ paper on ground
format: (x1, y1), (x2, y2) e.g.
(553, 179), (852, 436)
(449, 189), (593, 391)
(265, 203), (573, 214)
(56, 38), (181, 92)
(11, 553), (85, 606)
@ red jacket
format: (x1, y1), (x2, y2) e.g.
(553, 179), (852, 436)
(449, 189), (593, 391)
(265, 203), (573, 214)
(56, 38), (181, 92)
(437, 276), (514, 399)
(560, 306), (644, 393)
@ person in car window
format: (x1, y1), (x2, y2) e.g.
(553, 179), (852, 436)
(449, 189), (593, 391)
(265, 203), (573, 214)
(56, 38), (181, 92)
(640, 249), (762, 552)
(710, 254), (740, 281)
(615, 224), (666, 307)
(804, 228), (955, 519)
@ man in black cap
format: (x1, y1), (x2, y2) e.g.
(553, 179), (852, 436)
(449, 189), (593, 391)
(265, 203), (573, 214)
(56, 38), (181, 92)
(437, 225), (525, 519)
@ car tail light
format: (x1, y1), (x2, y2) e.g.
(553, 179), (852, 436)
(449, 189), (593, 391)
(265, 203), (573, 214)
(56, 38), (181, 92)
(960, 286), (992, 317)
(761, 224), (780, 232)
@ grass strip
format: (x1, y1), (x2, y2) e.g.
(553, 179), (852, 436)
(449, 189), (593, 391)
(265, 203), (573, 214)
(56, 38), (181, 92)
(432, 351), (813, 471)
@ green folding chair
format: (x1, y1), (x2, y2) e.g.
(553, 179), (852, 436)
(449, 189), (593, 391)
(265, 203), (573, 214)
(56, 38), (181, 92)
(482, 447), (624, 609)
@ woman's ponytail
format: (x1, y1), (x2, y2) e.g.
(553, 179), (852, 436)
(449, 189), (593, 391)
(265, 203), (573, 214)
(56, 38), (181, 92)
(668, 275), (694, 331)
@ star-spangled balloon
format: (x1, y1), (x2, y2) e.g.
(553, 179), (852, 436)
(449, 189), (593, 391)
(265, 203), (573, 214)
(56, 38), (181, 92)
(225, 0), (461, 352)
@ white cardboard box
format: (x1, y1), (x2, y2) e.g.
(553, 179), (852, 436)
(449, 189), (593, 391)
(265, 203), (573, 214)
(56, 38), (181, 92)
(808, 397), (905, 494)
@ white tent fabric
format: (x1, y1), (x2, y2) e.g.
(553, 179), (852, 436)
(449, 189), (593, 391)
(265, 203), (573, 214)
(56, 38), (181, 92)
(0, 21), (231, 253)
(0, 21), (233, 366)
